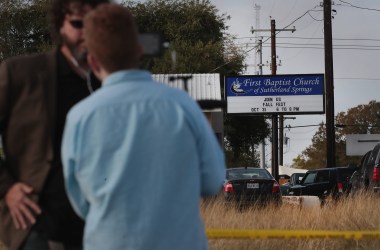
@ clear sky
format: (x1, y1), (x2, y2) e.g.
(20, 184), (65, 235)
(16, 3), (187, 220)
(121, 0), (380, 167)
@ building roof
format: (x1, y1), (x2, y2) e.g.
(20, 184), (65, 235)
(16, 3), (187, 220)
(152, 73), (222, 101)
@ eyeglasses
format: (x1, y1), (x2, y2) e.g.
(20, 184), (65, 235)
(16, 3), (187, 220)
(69, 20), (83, 29)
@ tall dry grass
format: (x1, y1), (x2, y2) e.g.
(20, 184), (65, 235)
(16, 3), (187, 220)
(201, 192), (380, 250)
(1, 193), (379, 250)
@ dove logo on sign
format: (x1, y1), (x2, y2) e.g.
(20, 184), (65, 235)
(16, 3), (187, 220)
(230, 79), (247, 94)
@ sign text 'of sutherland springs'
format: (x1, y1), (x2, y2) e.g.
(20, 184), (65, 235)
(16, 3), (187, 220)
(225, 74), (325, 115)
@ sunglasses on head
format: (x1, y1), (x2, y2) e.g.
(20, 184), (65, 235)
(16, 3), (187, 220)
(69, 20), (83, 29)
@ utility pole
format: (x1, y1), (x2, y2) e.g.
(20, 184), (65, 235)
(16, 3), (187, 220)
(270, 19), (279, 180)
(279, 115), (284, 165)
(324, 0), (335, 167)
(252, 20), (295, 181)
(257, 39), (266, 169)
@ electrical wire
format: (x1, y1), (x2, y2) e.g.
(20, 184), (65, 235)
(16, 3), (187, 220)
(263, 45), (380, 51)
(281, 5), (321, 30)
(335, 77), (380, 81)
(236, 42), (380, 48)
(279, 0), (299, 23)
(231, 36), (380, 42)
(307, 11), (323, 22)
(212, 1), (380, 72)
(338, 0), (380, 12)
(210, 4), (324, 72)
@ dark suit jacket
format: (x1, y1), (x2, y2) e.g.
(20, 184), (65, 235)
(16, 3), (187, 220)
(0, 49), (58, 250)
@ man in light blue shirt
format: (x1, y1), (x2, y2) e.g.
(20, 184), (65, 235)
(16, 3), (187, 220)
(61, 3), (225, 250)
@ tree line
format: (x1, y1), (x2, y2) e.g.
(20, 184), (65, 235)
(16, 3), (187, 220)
(293, 100), (380, 169)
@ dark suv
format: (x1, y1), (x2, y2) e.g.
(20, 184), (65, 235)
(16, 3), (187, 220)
(349, 150), (372, 194)
(288, 166), (358, 201)
(349, 143), (380, 194)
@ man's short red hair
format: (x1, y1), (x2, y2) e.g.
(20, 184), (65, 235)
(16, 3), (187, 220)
(84, 3), (140, 72)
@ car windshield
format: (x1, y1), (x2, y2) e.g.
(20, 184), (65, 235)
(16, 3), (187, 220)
(227, 168), (272, 180)
(302, 172), (317, 184)
(292, 173), (305, 184)
(368, 144), (380, 165)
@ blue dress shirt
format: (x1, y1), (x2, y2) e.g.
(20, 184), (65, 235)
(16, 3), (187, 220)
(61, 70), (225, 250)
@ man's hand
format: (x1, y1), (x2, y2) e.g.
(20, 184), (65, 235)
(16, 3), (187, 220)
(5, 183), (41, 230)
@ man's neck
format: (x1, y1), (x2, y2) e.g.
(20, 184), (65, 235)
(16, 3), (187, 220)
(60, 46), (88, 79)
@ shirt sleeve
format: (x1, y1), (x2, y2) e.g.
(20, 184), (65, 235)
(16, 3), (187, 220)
(61, 113), (89, 219)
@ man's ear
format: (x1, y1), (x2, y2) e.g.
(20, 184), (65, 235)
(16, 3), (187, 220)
(87, 53), (100, 73)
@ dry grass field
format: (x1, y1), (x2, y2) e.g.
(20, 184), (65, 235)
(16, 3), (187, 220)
(201, 193), (380, 250)
(1, 193), (379, 250)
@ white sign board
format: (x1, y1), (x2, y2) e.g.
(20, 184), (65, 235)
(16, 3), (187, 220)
(225, 74), (325, 115)
(346, 134), (380, 156)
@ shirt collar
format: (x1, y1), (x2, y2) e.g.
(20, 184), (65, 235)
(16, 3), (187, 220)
(103, 69), (152, 87)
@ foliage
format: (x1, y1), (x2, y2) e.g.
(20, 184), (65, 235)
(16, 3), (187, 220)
(335, 100), (380, 134)
(123, 0), (245, 75)
(224, 116), (270, 167)
(293, 100), (380, 169)
(0, 0), (51, 61)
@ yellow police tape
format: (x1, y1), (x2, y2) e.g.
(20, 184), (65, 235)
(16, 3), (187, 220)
(206, 229), (380, 240)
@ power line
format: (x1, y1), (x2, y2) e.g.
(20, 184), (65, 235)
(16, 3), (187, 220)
(232, 36), (380, 42)
(335, 77), (380, 81)
(211, 4), (322, 72)
(282, 5), (321, 30)
(281, 124), (321, 129)
(236, 44), (380, 51)
(338, 0), (380, 12)
(279, 0), (300, 23)
(263, 46), (380, 51)
(237, 42), (380, 48)
(215, 0), (380, 73)
(307, 12), (323, 22)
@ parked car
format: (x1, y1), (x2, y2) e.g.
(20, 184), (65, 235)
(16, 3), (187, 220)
(280, 172), (306, 195)
(223, 167), (282, 206)
(349, 143), (380, 194)
(288, 166), (358, 201)
(349, 150), (372, 195)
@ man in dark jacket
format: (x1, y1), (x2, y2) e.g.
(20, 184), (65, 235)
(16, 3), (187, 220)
(0, 0), (109, 249)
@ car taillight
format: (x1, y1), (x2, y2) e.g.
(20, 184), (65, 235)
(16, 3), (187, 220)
(373, 168), (380, 181)
(224, 182), (234, 193)
(337, 182), (343, 193)
(272, 181), (280, 193)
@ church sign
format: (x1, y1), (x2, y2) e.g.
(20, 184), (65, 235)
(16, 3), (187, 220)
(225, 74), (325, 115)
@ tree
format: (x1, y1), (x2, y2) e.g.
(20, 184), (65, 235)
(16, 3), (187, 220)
(224, 116), (270, 167)
(293, 100), (380, 169)
(123, 0), (244, 75)
(336, 100), (380, 134)
(0, 0), (51, 61)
